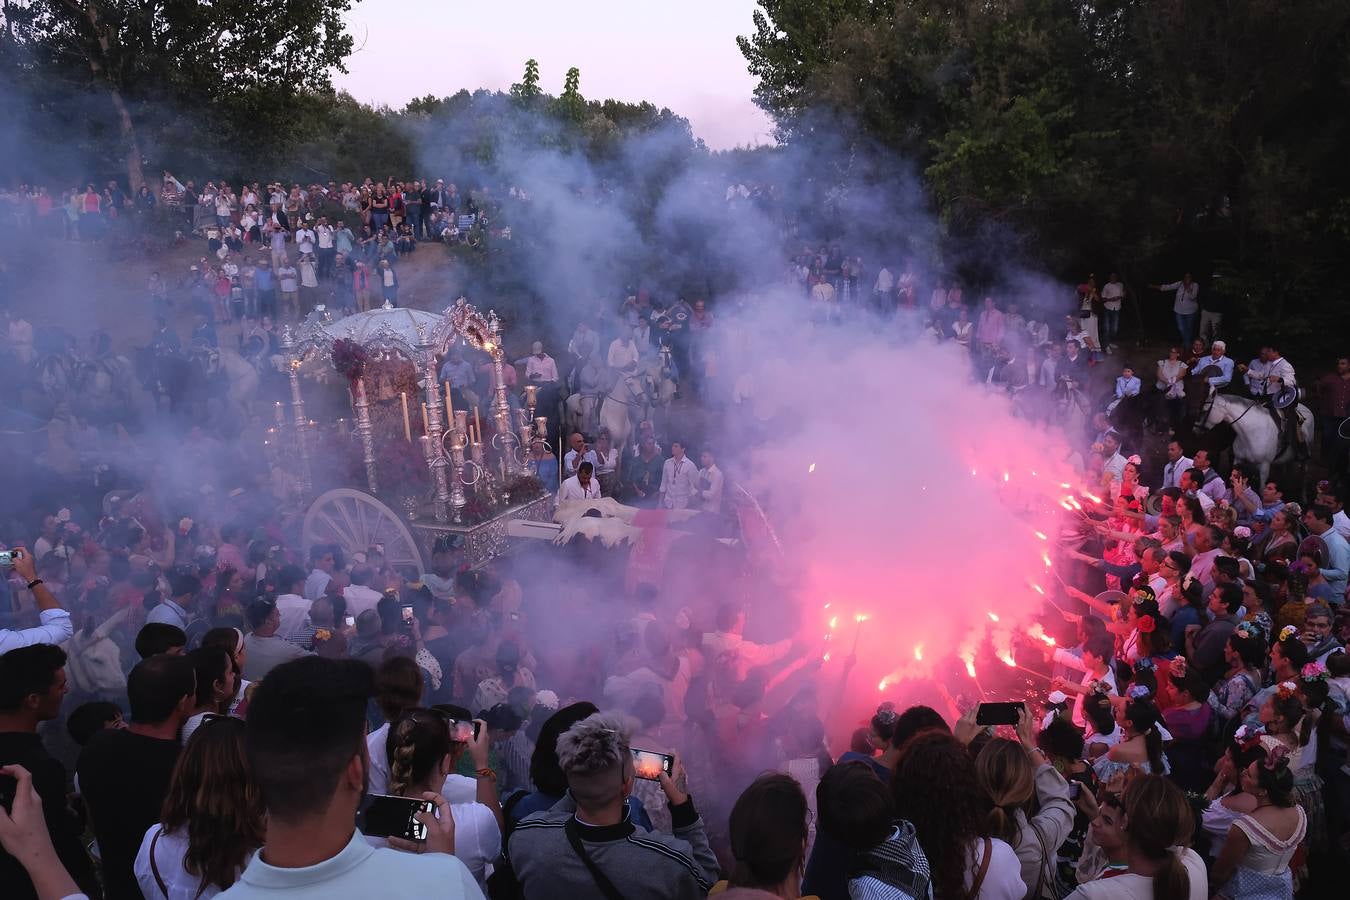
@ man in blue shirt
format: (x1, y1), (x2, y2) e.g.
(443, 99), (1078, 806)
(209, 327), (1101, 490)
(1190, 339), (1234, 389)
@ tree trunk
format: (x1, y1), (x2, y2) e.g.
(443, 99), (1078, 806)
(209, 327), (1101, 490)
(108, 85), (146, 194)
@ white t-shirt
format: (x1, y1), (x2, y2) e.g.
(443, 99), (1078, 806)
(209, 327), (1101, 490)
(295, 228), (316, 254)
(137, 823), (247, 899)
(967, 837), (1026, 900)
(1102, 281), (1125, 310)
(364, 803), (499, 889)
(218, 829), (480, 899)
(1065, 847), (1207, 899)
(317, 225), (334, 249)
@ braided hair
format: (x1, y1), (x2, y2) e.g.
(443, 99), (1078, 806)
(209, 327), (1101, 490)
(386, 708), (451, 798)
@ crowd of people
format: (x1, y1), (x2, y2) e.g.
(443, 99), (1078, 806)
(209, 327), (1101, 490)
(3, 162), (1350, 900)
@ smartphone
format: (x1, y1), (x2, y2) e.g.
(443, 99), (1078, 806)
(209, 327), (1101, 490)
(360, 793), (434, 841)
(0, 549), (20, 569)
(631, 748), (674, 781)
(0, 772), (15, 812)
(448, 719), (481, 743)
(976, 701), (1025, 727)
(1068, 781), (1081, 800)
(344, 616), (355, 627)
(400, 604), (414, 627)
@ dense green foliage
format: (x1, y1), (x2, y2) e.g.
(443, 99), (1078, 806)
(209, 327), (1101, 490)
(740, 0), (1350, 354)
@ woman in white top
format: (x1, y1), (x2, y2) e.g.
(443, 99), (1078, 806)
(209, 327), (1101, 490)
(1211, 746), (1305, 899)
(1156, 346), (1187, 434)
(1067, 774), (1207, 899)
(382, 707), (504, 888)
(972, 708), (1076, 899)
(894, 729), (1027, 900)
(180, 645), (236, 744)
(135, 717), (262, 899)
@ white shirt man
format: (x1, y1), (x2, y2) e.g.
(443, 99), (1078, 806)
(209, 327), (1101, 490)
(659, 444), (699, 510)
(342, 582), (383, 619)
(316, 223), (334, 250)
(1161, 444), (1194, 490)
(521, 344), (558, 383)
(295, 225), (316, 255)
(557, 469), (601, 502)
(697, 452), (724, 513)
(563, 446), (598, 481)
(275, 592), (312, 642)
(873, 266), (894, 295)
(1101, 278), (1125, 311)
(1263, 354), (1296, 395)
(607, 335), (640, 373)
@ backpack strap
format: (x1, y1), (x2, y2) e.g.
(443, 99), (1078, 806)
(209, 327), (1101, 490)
(970, 836), (993, 896)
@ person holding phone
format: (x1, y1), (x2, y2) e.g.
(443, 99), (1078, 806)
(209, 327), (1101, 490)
(507, 712), (719, 899)
(224, 657), (481, 899)
(0, 550), (73, 655)
(383, 709), (501, 888)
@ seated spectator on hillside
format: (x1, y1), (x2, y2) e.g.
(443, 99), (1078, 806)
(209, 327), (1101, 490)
(228, 657), (481, 898)
(78, 653), (196, 900)
(507, 712), (718, 899)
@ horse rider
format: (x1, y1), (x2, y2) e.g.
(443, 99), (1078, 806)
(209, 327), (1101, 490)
(1258, 343), (1301, 450)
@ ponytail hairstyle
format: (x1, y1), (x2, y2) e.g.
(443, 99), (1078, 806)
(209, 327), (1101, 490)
(1124, 698), (1165, 775)
(1253, 742), (1296, 807)
(1121, 775), (1193, 900)
(1268, 683), (1306, 744)
(1128, 660), (1159, 700)
(385, 708), (451, 797)
(1084, 691), (1117, 737)
(974, 738), (1035, 847)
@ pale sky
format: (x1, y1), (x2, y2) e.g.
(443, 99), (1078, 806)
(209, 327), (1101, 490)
(333, 0), (774, 150)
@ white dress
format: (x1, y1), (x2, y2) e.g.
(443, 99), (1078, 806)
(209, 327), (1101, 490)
(1219, 807), (1305, 899)
(1066, 847), (1208, 899)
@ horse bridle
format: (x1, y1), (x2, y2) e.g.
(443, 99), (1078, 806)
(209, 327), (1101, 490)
(1196, 390), (1256, 434)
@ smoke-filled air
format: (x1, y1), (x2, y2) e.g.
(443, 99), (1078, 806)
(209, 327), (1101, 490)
(3, 3), (1349, 899)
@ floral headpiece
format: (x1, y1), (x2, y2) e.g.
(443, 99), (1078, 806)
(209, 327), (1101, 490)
(1301, 661), (1329, 683)
(1233, 526), (1252, 539)
(1126, 454), (1142, 467)
(1127, 683), (1153, 700)
(1089, 679), (1111, 696)
(1275, 680), (1298, 701)
(1263, 742), (1290, 771)
(1131, 585), (1156, 606)
(1137, 615), (1157, 634)
(1234, 723), (1266, 751)
(1278, 625), (1299, 643)
(1181, 572), (1198, 591)
(1134, 657), (1156, 673)
(875, 701), (898, 725)
(1235, 621), (1265, 642)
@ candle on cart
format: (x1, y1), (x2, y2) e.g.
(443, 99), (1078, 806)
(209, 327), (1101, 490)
(347, 387), (355, 411)
(273, 401), (285, 425)
(454, 410), (468, 447)
(470, 441), (483, 466)
(418, 434), (430, 459)
(400, 392), (411, 442)
(444, 381), (454, 422)
(473, 407), (482, 443)
(421, 402), (430, 434)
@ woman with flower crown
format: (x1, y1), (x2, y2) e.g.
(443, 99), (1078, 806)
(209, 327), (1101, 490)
(1209, 728), (1306, 899)
(1206, 622), (1267, 730)
(1092, 695), (1170, 787)
(1256, 682), (1325, 856)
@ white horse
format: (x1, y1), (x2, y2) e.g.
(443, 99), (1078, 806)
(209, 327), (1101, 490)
(217, 347), (262, 415)
(1195, 391), (1315, 485)
(63, 607), (131, 701)
(598, 372), (652, 452)
(641, 349), (678, 435)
